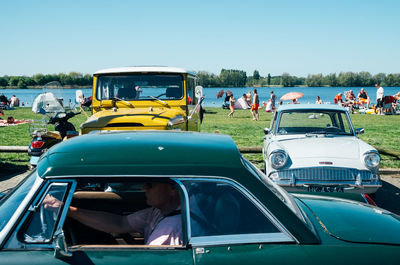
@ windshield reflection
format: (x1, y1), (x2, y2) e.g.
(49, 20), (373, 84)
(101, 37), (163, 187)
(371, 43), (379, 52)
(96, 74), (184, 101)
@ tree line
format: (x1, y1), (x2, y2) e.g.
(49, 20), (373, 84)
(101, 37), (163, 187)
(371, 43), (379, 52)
(0, 72), (92, 88)
(197, 70), (400, 87)
(1, 70), (400, 89)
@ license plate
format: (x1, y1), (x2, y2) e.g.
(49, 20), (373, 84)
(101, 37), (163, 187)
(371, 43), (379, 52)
(307, 185), (344, 192)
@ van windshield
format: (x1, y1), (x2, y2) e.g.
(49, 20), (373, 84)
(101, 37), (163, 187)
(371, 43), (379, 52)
(96, 74), (184, 101)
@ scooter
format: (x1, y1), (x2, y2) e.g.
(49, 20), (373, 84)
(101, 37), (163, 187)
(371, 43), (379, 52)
(28, 110), (80, 168)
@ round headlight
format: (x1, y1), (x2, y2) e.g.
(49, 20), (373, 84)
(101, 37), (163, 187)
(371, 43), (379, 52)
(364, 151), (380, 169)
(269, 151), (288, 169)
(167, 115), (185, 128)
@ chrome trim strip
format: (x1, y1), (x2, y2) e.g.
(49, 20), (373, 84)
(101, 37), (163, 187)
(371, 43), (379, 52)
(190, 233), (293, 247)
(178, 177), (297, 245)
(53, 180), (77, 245)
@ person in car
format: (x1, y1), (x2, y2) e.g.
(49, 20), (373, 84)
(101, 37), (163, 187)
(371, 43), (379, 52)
(43, 182), (182, 245)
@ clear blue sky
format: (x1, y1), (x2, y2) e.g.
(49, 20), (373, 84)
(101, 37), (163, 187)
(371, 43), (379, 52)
(1, 0), (399, 77)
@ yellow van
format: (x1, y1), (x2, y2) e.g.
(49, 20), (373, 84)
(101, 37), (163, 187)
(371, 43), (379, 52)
(80, 66), (204, 134)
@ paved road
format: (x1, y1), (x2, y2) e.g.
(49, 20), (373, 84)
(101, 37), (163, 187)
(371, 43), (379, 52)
(1, 170), (400, 215)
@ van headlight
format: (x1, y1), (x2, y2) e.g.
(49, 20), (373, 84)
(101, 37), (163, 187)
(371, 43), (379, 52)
(364, 151), (380, 169)
(167, 115), (185, 129)
(269, 150), (288, 169)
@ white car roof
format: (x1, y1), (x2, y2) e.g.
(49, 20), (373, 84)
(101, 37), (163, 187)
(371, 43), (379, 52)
(94, 66), (196, 76)
(277, 103), (347, 112)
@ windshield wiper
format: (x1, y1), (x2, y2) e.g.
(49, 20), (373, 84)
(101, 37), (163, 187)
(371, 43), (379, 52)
(306, 131), (328, 136)
(146, 96), (169, 107)
(110, 97), (134, 108)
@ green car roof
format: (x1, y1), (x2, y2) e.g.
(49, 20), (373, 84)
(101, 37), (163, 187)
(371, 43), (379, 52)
(37, 131), (244, 178)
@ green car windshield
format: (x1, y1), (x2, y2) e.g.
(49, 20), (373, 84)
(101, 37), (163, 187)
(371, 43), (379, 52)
(96, 74), (184, 101)
(276, 110), (353, 135)
(0, 172), (36, 231)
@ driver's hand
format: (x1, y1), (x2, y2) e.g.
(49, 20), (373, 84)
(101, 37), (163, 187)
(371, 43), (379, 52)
(42, 194), (63, 211)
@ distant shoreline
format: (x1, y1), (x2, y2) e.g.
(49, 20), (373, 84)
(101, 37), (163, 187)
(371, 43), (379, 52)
(0, 85), (92, 89)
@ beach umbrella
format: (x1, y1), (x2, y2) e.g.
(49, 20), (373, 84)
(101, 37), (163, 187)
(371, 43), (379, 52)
(280, 92), (304, 101)
(226, 90), (233, 96)
(216, 89), (225, 98)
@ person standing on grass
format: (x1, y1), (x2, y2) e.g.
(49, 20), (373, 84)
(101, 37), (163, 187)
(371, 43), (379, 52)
(270, 91), (276, 111)
(375, 83), (384, 115)
(228, 94), (235, 118)
(251, 89), (259, 121)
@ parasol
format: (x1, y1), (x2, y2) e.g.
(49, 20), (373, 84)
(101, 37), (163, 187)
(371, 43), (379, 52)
(217, 89), (225, 98)
(280, 92), (304, 101)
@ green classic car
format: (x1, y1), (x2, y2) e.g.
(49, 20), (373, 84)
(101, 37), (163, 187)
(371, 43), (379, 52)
(0, 131), (400, 264)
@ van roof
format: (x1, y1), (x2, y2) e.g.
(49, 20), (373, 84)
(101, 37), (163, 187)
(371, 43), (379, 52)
(94, 66), (196, 76)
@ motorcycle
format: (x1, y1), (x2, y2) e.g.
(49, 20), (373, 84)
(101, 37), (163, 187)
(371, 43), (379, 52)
(28, 82), (81, 168)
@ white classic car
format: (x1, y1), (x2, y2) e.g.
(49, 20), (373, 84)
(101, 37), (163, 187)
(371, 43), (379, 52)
(263, 104), (381, 194)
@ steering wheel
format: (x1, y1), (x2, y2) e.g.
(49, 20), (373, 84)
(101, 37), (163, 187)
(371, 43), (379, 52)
(155, 93), (166, 98)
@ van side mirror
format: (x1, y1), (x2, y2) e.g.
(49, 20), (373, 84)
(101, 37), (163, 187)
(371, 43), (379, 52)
(195, 86), (203, 99)
(264, 128), (270, 135)
(53, 231), (72, 258)
(356, 128), (365, 135)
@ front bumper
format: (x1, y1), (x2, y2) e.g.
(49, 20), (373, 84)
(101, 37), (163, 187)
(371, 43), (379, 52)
(268, 166), (381, 194)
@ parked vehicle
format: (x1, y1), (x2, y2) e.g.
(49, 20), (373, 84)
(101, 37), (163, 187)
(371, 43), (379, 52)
(80, 66), (204, 134)
(263, 104), (381, 194)
(28, 84), (80, 167)
(1, 131), (400, 264)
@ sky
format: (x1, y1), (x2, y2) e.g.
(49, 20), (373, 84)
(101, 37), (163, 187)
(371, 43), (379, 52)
(1, 0), (399, 77)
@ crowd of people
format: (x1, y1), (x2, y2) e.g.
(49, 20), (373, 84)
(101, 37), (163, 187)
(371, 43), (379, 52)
(331, 84), (399, 115)
(0, 94), (21, 109)
(224, 83), (400, 119)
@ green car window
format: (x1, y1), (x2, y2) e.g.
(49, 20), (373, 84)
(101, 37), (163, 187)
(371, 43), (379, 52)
(182, 180), (279, 238)
(21, 183), (68, 243)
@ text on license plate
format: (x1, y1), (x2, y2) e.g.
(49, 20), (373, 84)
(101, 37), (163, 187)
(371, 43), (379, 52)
(307, 186), (344, 192)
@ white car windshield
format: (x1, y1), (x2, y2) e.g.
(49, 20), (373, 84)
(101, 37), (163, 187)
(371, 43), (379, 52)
(276, 110), (354, 135)
(96, 74), (184, 101)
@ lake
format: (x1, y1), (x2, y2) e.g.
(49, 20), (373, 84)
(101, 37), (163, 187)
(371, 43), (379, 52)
(1, 86), (399, 108)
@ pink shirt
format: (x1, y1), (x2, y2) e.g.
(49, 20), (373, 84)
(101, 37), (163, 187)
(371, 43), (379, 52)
(126, 207), (182, 245)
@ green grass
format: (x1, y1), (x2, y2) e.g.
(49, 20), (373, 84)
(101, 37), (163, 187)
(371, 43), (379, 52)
(1, 107), (399, 175)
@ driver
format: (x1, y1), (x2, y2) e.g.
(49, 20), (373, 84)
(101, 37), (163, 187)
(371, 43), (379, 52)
(43, 182), (182, 245)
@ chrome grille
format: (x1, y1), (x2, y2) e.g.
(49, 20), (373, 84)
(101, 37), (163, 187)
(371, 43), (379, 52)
(276, 167), (374, 182)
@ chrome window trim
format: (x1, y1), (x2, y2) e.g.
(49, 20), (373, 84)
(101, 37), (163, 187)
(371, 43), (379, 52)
(176, 177), (297, 245)
(190, 233), (293, 247)
(0, 172), (44, 246)
(173, 179), (192, 244)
